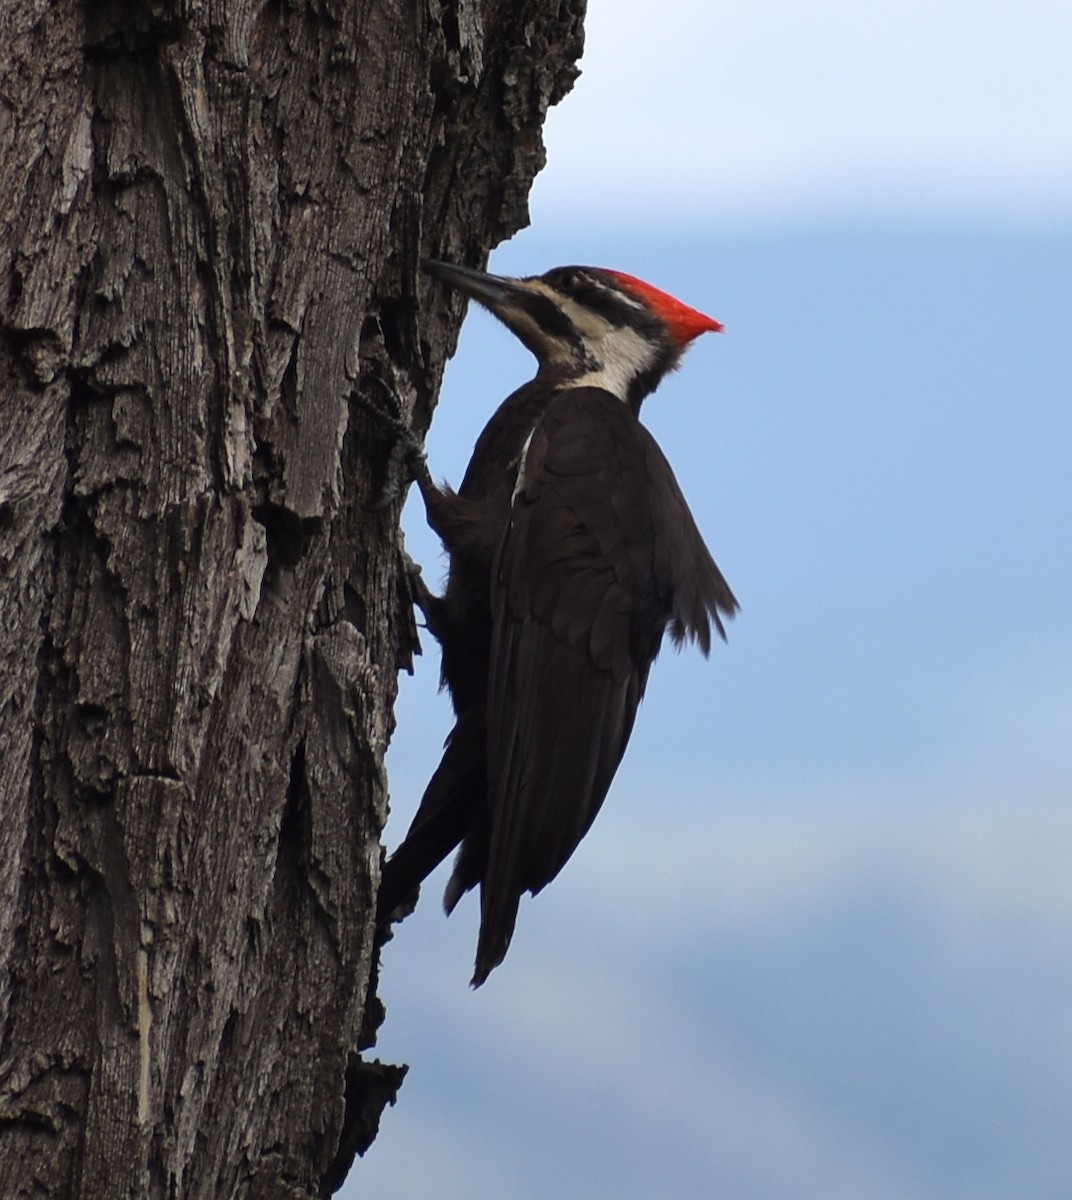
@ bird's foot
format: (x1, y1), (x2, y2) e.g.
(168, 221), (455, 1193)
(398, 547), (436, 621)
(354, 374), (429, 510)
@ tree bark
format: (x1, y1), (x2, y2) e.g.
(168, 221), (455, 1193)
(0, 1), (583, 1196)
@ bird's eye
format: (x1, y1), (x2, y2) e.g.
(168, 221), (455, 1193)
(558, 270), (581, 291)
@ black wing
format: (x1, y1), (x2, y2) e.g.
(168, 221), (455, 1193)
(464, 387), (737, 983)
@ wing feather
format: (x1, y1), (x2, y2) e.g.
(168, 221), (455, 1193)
(465, 387), (736, 984)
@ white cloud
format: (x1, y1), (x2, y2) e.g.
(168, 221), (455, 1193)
(533, 0), (1072, 226)
(362, 775), (1072, 1200)
(455, 957), (925, 1200)
(367, 633), (1072, 1200)
(571, 637), (1072, 947)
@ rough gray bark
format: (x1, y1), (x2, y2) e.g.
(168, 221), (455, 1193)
(0, 1), (584, 1196)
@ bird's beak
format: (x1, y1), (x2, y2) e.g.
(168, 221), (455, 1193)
(422, 259), (535, 313)
(423, 259), (561, 364)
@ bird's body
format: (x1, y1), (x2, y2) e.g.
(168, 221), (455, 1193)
(379, 261), (737, 984)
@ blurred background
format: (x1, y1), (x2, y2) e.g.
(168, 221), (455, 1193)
(349, 2), (1072, 1197)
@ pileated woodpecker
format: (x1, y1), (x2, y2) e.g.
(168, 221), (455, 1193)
(378, 260), (737, 985)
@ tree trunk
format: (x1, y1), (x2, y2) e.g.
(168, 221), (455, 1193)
(0, 1), (583, 1195)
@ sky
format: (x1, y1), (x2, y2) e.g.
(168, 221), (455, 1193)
(347, 3), (1072, 1198)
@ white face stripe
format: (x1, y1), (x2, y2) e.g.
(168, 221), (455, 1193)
(570, 323), (658, 402)
(595, 279), (647, 313)
(513, 276), (660, 399)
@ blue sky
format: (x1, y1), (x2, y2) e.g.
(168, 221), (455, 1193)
(348, 3), (1072, 1197)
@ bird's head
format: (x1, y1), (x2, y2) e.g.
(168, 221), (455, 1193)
(424, 259), (723, 409)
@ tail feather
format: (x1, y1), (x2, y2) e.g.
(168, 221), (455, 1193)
(471, 891), (521, 987)
(377, 708), (485, 923)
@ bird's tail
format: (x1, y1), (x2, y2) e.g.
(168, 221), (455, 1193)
(377, 709), (485, 923)
(470, 891), (522, 987)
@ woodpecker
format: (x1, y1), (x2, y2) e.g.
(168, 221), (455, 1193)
(378, 260), (737, 985)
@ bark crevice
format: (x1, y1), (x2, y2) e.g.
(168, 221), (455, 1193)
(0, 1), (586, 1195)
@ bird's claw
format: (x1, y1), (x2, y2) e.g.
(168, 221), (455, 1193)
(355, 374), (428, 510)
(399, 548), (435, 619)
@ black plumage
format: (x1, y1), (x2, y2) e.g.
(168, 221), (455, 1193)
(378, 260), (737, 985)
